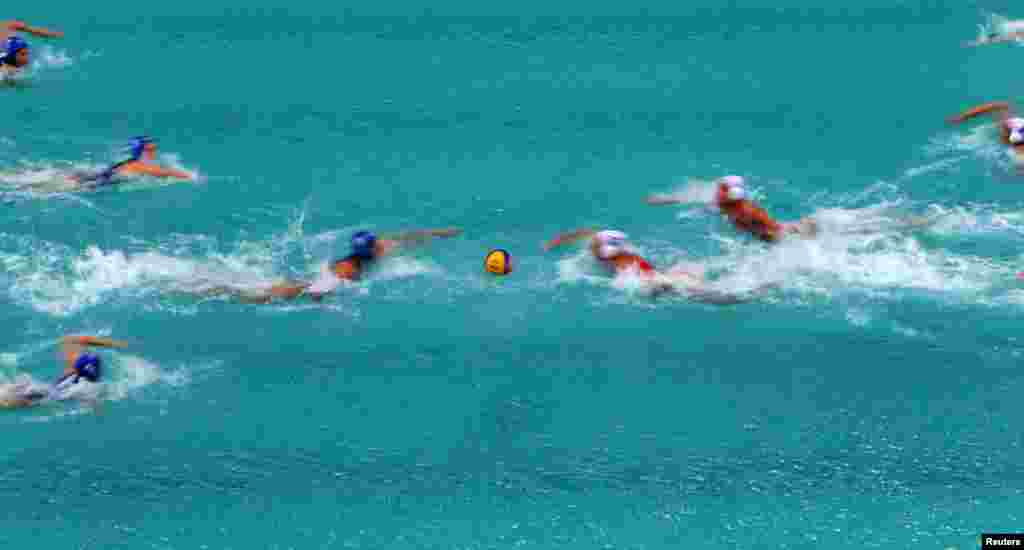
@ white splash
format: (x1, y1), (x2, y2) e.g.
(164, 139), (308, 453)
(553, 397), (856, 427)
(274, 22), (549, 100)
(3, 241), (281, 316)
(2, 353), (194, 420)
(552, 203), (1010, 306)
(646, 178), (719, 207)
(103, 354), (189, 401)
(32, 45), (72, 69)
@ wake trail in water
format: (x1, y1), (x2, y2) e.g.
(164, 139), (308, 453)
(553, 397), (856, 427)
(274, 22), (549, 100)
(0, 215), (441, 315)
(0, 341), (192, 421)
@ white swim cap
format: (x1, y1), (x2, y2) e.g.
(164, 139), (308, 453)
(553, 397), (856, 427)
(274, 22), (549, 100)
(718, 175), (747, 201)
(1008, 119), (1024, 145)
(720, 175), (745, 187)
(594, 230), (627, 260)
(726, 185), (747, 201)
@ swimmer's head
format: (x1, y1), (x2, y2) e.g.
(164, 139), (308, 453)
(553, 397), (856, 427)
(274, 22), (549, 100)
(4, 36), (28, 67)
(350, 230), (378, 260)
(1007, 118), (1024, 145)
(716, 175), (747, 203)
(129, 136), (156, 160)
(592, 230), (628, 260)
(73, 353), (102, 383)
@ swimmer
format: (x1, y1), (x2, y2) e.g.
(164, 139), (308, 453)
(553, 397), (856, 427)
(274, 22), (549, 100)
(70, 136), (193, 186)
(543, 228), (774, 303)
(647, 175), (817, 242)
(946, 102), (1024, 162)
(0, 335), (126, 409)
(0, 36), (29, 74)
(204, 227), (462, 303)
(964, 19), (1024, 47)
(0, 21), (63, 74)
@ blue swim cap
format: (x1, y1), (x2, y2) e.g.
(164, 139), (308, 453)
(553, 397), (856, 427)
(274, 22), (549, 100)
(5, 36), (27, 56)
(129, 136), (153, 160)
(73, 353), (102, 383)
(350, 231), (377, 259)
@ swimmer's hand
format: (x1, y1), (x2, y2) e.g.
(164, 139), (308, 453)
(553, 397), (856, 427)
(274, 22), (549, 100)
(429, 227), (462, 238)
(543, 229), (598, 251)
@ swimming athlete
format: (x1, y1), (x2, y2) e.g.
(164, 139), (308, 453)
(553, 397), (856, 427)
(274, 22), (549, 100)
(947, 102), (1024, 161)
(70, 136), (193, 186)
(0, 36), (29, 74)
(647, 175), (817, 242)
(0, 21), (63, 73)
(543, 228), (773, 303)
(964, 19), (1024, 47)
(0, 335), (126, 409)
(205, 227), (462, 303)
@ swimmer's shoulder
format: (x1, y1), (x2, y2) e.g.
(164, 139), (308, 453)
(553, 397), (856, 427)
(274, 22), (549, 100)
(331, 255), (363, 281)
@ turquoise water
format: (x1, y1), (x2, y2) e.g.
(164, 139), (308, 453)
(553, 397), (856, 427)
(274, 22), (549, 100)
(2, 2), (1024, 548)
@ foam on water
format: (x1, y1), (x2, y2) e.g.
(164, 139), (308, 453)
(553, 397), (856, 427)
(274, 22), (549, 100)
(975, 12), (1024, 45)
(155, 152), (202, 182)
(104, 354), (190, 402)
(0, 221), (444, 315)
(0, 155), (201, 201)
(647, 178), (719, 207)
(553, 201), (1015, 311)
(0, 45), (75, 85)
(0, 347), (190, 421)
(927, 123), (1019, 175)
(713, 226), (1003, 298)
(32, 45), (73, 70)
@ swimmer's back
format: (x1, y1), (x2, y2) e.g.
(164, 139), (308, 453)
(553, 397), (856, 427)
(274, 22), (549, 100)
(608, 253), (655, 274)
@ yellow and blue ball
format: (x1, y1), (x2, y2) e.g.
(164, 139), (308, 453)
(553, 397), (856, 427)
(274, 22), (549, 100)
(484, 249), (512, 275)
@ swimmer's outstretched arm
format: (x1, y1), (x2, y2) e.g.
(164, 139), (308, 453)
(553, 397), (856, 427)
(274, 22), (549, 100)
(947, 102), (1011, 124)
(543, 229), (597, 251)
(201, 281), (312, 304)
(385, 227), (462, 245)
(156, 167), (193, 180)
(3, 20), (63, 38)
(129, 164), (193, 180)
(63, 336), (128, 349)
(376, 228), (461, 258)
